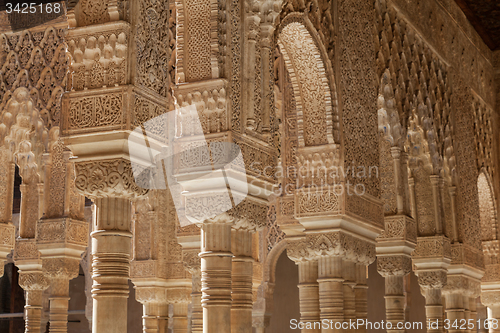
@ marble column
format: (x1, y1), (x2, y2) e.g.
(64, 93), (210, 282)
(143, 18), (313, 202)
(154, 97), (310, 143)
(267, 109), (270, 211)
(200, 213), (234, 333)
(231, 228), (254, 333)
(317, 256), (343, 333)
(183, 250), (203, 333)
(172, 302), (189, 333)
(18, 271), (49, 332)
(191, 269), (203, 333)
(423, 287), (445, 333)
(343, 260), (356, 333)
(354, 263), (368, 333)
(444, 292), (465, 333)
(297, 260), (320, 333)
(91, 197), (132, 333)
(377, 255), (413, 333)
(134, 285), (169, 333)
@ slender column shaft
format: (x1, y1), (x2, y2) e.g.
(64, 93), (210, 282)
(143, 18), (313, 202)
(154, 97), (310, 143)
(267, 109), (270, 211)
(158, 303), (169, 333)
(317, 256), (343, 333)
(191, 270), (203, 333)
(261, 34), (271, 133)
(143, 303), (159, 333)
(469, 297), (477, 333)
(298, 260), (320, 333)
(231, 229), (253, 333)
(424, 288), (444, 333)
(488, 305), (500, 333)
(354, 264), (368, 333)
(201, 221), (233, 333)
(343, 260), (356, 333)
(244, 29), (257, 130)
(390, 147), (404, 214)
(92, 197), (132, 333)
(445, 293), (465, 333)
(408, 178), (417, 221)
(384, 275), (405, 333)
(25, 290), (44, 333)
(463, 297), (471, 333)
(48, 278), (71, 333)
(429, 176), (442, 234)
(172, 303), (189, 333)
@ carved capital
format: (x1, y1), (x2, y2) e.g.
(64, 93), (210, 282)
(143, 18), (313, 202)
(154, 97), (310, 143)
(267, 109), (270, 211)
(416, 270), (447, 290)
(135, 286), (168, 304)
(74, 159), (149, 199)
(307, 231), (376, 265)
(18, 271), (49, 291)
(42, 258), (80, 280)
(481, 290), (500, 307)
(230, 198), (268, 232)
(167, 287), (191, 303)
(183, 250), (201, 275)
(185, 194), (235, 225)
(377, 255), (412, 277)
(443, 275), (481, 297)
(286, 238), (312, 263)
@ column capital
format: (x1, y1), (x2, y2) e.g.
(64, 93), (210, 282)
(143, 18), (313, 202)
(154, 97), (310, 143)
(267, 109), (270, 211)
(416, 270), (447, 290)
(229, 198), (268, 232)
(134, 285), (168, 305)
(442, 275), (481, 298)
(18, 271), (49, 291)
(286, 237), (313, 263)
(481, 289), (500, 307)
(377, 255), (412, 277)
(306, 231), (376, 265)
(42, 257), (81, 280)
(183, 249), (201, 274)
(390, 146), (402, 159)
(74, 158), (149, 199)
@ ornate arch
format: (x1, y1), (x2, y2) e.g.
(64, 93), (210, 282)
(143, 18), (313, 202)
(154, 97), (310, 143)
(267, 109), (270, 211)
(477, 169), (498, 242)
(276, 14), (337, 147)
